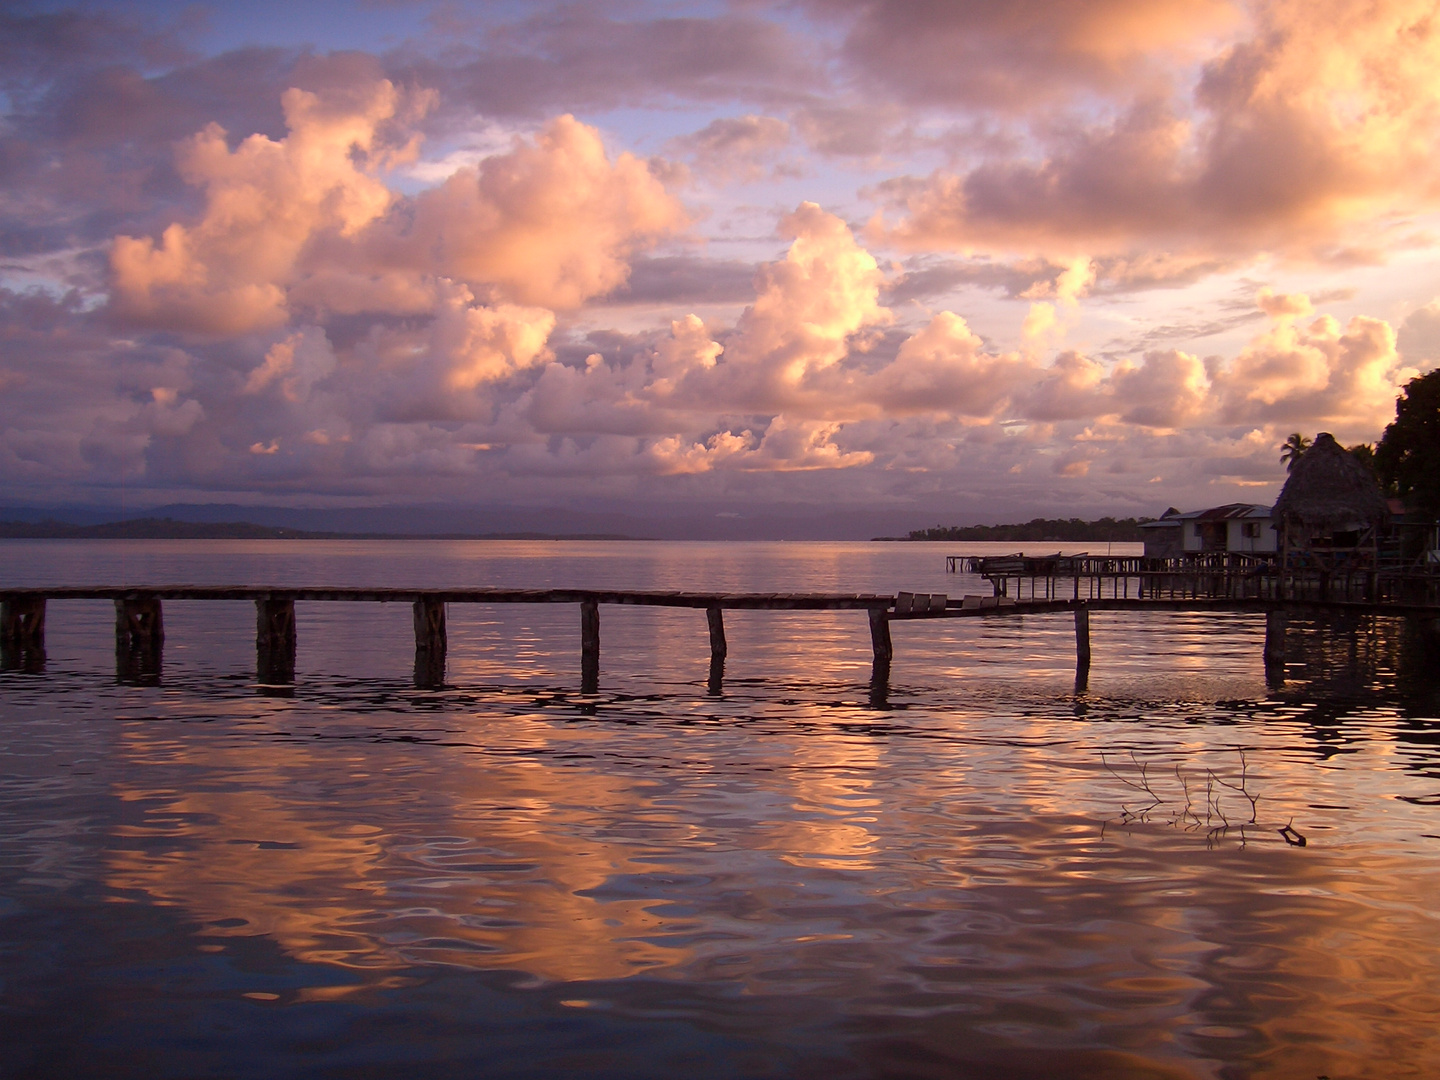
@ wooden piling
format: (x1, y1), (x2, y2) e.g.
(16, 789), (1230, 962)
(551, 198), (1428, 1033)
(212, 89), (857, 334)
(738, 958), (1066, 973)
(1074, 603), (1092, 667)
(1, 596), (45, 647)
(707, 605), (727, 661)
(255, 596), (297, 684)
(1264, 609), (1287, 668)
(115, 596), (163, 650)
(869, 607), (893, 664)
(115, 595), (163, 684)
(580, 598), (600, 693)
(413, 598), (447, 687)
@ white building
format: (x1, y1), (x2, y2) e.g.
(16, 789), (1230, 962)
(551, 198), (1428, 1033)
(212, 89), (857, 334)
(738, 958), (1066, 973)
(1140, 503), (1277, 559)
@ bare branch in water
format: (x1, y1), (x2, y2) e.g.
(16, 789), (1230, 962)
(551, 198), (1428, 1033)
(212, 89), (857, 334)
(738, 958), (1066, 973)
(1101, 748), (1293, 851)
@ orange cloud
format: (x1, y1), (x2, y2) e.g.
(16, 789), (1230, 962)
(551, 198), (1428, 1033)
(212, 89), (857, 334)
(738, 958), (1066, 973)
(110, 91), (687, 337)
(873, 0), (1440, 266)
(394, 115), (689, 309)
(110, 81), (410, 333)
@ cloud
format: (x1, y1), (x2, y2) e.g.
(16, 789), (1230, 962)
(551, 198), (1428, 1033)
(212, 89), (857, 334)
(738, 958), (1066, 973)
(391, 115), (689, 309)
(1212, 305), (1414, 429)
(244, 326), (337, 400)
(669, 115), (791, 182)
(400, 9), (821, 122)
(109, 80), (411, 333)
(5, 183), (1422, 510)
(706, 201), (890, 409)
(2, 3), (1434, 516)
(597, 255), (758, 307)
(1397, 301), (1440, 368)
(868, 311), (1032, 418)
(871, 0), (1440, 268)
(108, 86), (688, 334)
(1109, 349), (1211, 428)
(808, 0), (1238, 108)
(433, 289), (556, 392)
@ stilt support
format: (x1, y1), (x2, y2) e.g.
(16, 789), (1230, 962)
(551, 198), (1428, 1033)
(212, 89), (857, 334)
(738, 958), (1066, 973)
(869, 607), (893, 664)
(413, 598), (447, 688)
(115, 595), (163, 684)
(580, 599), (600, 694)
(2, 596), (46, 647)
(1264, 609), (1287, 669)
(1, 596), (46, 672)
(256, 596), (297, 686)
(869, 608), (892, 707)
(706, 605), (726, 694)
(707, 606), (727, 661)
(1074, 604), (1092, 667)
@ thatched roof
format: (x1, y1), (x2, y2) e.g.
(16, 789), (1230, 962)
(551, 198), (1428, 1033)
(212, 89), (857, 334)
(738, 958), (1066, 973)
(1273, 432), (1389, 529)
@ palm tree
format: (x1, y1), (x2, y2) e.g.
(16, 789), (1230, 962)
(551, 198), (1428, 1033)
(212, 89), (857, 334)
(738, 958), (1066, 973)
(1279, 432), (1311, 472)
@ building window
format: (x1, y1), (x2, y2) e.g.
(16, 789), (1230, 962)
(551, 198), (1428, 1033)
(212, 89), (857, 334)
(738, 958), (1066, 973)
(1242, 522), (1262, 539)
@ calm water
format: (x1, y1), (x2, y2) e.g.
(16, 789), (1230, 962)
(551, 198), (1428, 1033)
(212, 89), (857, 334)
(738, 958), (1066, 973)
(2, 540), (1439, 1079)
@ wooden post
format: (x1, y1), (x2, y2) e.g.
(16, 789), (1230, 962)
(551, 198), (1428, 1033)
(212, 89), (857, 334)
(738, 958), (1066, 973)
(707, 605), (727, 661)
(580, 598), (600, 693)
(1264, 609), (1287, 668)
(1, 596), (46, 673)
(413, 598), (446, 688)
(2, 596), (46, 647)
(115, 595), (163, 684)
(869, 607), (893, 664)
(1074, 603), (1092, 667)
(255, 596), (297, 685)
(115, 595), (163, 648)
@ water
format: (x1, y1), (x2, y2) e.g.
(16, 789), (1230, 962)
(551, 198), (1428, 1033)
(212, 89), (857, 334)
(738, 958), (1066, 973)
(2, 539), (1438, 1079)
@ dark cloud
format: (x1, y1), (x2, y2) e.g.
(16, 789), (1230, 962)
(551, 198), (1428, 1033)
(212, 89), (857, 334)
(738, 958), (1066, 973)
(885, 256), (1058, 303)
(804, 0), (1235, 108)
(1397, 301), (1440, 367)
(599, 255), (758, 306)
(394, 9), (821, 124)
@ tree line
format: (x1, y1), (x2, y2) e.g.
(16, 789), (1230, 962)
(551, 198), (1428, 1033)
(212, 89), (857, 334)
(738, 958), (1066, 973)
(906, 517), (1153, 543)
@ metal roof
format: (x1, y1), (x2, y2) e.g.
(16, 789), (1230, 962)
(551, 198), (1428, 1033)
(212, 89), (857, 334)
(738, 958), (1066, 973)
(1139, 502), (1273, 528)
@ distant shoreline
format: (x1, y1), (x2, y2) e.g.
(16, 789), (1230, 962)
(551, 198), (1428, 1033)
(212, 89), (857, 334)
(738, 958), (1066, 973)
(0, 518), (645, 541)
(883, 516), (1154, 543)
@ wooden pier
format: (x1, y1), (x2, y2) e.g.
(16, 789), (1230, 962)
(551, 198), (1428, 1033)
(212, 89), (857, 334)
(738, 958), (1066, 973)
(3, 585), (1437, 697)
(948, 553), (1440, 606)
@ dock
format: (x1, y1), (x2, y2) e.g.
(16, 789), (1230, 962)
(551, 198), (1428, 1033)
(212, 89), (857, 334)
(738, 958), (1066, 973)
(948, 553), (1440, 605)
(4, 584), (1439, 698)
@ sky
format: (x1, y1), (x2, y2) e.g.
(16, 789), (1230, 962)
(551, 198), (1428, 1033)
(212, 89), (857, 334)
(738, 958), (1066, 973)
(3, 0), (1440, 529)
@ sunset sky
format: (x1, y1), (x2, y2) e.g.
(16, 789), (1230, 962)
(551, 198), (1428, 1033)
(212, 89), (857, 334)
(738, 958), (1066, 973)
(3, 0), (1439, 531)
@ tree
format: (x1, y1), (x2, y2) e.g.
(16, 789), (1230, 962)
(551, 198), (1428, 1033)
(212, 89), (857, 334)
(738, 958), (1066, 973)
(1279, 432), (1311, 472)
(1348, 442), (1377, 476)
(1376, 369), (1440, 518)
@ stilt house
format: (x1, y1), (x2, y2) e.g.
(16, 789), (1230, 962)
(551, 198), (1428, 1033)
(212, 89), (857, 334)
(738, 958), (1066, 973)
(1272, 432), (1389, 574)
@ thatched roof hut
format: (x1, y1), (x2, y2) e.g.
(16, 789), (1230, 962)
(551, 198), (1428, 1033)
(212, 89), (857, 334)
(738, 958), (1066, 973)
(1273, 432), (1389, 532)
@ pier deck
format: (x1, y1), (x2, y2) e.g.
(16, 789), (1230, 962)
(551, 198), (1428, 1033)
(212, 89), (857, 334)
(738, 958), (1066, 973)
(3, 585), (1437, 695)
